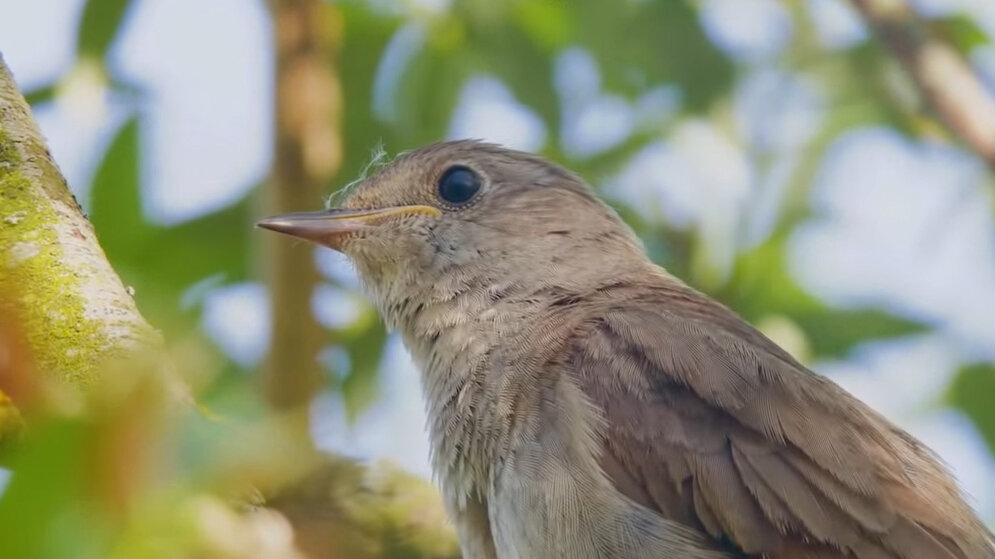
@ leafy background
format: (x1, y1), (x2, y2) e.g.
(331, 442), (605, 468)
(1, 0), (994, 556)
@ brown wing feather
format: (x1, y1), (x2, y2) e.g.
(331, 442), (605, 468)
(565, 280), (994, 559)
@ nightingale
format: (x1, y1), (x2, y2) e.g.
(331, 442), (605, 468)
(258, 140), (995, 559)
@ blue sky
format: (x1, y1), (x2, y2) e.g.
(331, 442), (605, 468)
(2, 0), (994, 520)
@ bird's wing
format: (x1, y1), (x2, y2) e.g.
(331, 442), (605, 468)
(564, 282), (994, 559)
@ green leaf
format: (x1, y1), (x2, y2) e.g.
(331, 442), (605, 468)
(24, 84), (58, 106)
(714, 234), (925, 359)
(461, 12), (561, 142)
(836, 42), (925, 136)
(339, 1), (407, 182)
(0, 420), (105, 559)
(77, 0), (136, 58)
(88, 117), (253, 332)
(392, 18), (474, 146)
(89, 117), (148, 256)
(948, 363), (995, 456)
(790, 309), (925, 359)
(512, 0), (574, 51)
(339, 317), (389, 421)
(574, 0), (733, 111)
(930, 14), (990, 53)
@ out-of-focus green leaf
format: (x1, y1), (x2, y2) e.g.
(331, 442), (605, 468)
(77, 0), (135, 58)
(931, 14), (990, 53)
(837, 43), (922, 136)
(89, 117), (149, 255)
(949, 363), (995, 456)
(24, 84), (58, 106)
(513, 0), (573, 51)
(574, 0), (733, 111)
(0, 421), (105, 559)
(791, 309), (926, 359)
(338, 316), (389, 421)
(339, 1), (407, 183)
(714, 234), (925, 359)
(461, 12), (562, 141)
(392, 18), (473, 146)
(88, 117), (253, 331)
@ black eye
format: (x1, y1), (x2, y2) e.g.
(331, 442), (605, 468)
(437, 166), (481, 205)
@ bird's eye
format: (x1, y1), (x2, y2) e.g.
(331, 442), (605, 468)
(437, 166), (481, 205)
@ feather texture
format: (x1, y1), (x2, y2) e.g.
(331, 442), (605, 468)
(565, 279), (995, 559)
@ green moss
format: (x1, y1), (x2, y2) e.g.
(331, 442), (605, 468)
(0, 127), (107, 387)
(0, 128), (19, 168)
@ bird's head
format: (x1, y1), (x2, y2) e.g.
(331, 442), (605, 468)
(257, 140), (648, 326)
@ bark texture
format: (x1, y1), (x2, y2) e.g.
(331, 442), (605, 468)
(0, 54), (161, 392)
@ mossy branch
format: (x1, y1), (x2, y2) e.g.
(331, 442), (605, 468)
(0, 54), (162, 389)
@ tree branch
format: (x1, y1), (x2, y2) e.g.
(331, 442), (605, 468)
(262, 0), (344, 417)
(0, 53), (161, 388)
(851, 0), (995, 168)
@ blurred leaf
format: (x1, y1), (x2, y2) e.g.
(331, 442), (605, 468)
(461, 10), (562, 141)
(89, 117), (149, 255)
(339, 318), (389, 421)
(0, 420), (106, 559)
(89, 117), (253, 331)
(931, 14), (990, 53)
(949, 363), (995, 456)
(24, 84), (58, 106)
(790, 309), (925, 358)
(715, 234), (925, 359)
(513, 0), (573, 51)
(837, 43), (923, 136)
(339, 1), (407, 182)
(77, 0), (136, 58)
(393, 19), (474, 146)
(574, 0), (733, 111)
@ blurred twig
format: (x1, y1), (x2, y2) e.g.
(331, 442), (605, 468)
(262, 0), (344, 418)
(850, 0), (995, 169)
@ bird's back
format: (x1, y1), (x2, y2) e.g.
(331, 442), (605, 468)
(555, 274), (995, 559)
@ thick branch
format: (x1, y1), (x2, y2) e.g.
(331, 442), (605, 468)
(851, 0), (995, 168)
(262, 0), (343, 413)
(0, 54), (161, 388)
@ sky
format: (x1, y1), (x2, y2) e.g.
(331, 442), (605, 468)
(1, 0), (994, 520)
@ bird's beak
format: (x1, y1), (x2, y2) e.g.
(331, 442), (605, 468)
(255, 205), (441, 251)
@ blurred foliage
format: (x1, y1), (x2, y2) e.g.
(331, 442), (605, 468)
(3, 0), (995, 555)
(949, 363), (995, 457)
(77, 0), (134, 59)
(88, 118), (254, 332)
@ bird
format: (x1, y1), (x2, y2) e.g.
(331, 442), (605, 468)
(257, 140), (995, 559)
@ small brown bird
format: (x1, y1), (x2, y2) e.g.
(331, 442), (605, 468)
(258, 140), (995, 559)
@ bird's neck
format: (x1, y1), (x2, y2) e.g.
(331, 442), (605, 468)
(386, 258), (654, 503)
(391, 268), (544, 502)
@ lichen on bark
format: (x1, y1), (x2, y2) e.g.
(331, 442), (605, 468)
(0, 59), (161, 389)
